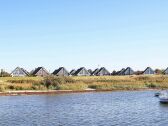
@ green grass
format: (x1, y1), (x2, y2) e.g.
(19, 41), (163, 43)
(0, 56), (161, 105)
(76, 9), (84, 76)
(0, 75), (168, 91)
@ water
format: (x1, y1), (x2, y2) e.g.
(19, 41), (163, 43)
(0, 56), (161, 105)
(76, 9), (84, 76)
(0, 91), (167, 126)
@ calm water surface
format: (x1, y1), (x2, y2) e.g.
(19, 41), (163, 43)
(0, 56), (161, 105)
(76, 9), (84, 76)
(0, 91), (167, 126)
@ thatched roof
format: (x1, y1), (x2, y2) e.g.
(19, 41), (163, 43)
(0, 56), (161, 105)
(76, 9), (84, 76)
(92, 68), (100, 75)
(11, 67), (29, 76)
(164, 67), (168, 74)
(117, 68), (126, 75)
(32, 67), (49, 76)
(143, 67), (155, 74)
(74, 67), (90, 76)
(53, 67), (69, 76)
(122, 67), (134, 75)
(96, 67), (110, 76)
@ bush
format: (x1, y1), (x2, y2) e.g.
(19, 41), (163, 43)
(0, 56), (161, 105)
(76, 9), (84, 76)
(0, 71), (11, 77)
(8, 85), (15, 90)
(42, 76), (75, 89)
(145, 83), (158, 88)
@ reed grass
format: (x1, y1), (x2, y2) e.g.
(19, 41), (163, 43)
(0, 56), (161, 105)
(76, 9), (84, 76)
(58, 83), (88, 90)
(0, 75), (168, 91)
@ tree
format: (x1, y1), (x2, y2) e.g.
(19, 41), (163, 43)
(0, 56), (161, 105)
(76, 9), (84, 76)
(155, 69), (163, 75)
(0, 69), (11, 77)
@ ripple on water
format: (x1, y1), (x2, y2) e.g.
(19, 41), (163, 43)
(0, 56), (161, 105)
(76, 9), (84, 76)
(0, 91), (167, 126)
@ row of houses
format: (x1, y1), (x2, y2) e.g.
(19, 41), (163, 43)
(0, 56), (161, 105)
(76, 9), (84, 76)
(9, 66), (168, 77)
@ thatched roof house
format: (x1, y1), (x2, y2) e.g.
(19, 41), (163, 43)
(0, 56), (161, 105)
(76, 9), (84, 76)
(96, 67), (110, 76)
(117, 68), (126, 75)
(143, 67), (155, 75)
(53, 67), (69, 76)
(74, 67), (90, 76)
(164, 67), (168, 75)
(11, 67), (29, 77)
(122, 67), (134, 75)
(92, 68), (100, 76)
(88, 69), (93, 75)
(70, 69), (76, 76)
(32, 67), (49, 77)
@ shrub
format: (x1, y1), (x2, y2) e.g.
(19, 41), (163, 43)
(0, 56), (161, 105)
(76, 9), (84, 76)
(8, 85), (15, 90)
(42, 76), (75, 89)
(145, 83), (158, 88)
(0, 71), (11, 77)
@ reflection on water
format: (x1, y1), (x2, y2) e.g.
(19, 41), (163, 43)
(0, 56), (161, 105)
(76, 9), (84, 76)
(0, 91), (167, 126)
(159, 103), (168, 107)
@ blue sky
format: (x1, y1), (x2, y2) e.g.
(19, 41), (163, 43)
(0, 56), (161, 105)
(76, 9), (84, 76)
(0, 0), (168, 72)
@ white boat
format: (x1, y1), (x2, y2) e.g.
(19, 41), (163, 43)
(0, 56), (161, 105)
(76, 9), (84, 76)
(159, 92), (168, 103)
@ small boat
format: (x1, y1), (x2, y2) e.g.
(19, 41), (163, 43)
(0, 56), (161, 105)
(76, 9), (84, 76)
(159, 92), (168, 103)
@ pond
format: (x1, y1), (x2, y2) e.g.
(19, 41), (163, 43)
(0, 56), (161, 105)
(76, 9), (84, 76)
(0, 91), (167, 126)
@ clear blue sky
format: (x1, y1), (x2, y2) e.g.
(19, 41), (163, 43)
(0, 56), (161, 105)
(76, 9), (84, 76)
(0, 0), (168, 72)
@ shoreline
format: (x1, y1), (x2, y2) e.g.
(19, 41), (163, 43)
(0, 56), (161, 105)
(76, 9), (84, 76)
(0, 75), (167, 96)
(0, 88), (159, 96)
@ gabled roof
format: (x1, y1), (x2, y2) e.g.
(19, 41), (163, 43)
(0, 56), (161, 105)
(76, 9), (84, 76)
(11, 67), (29, 76)
(74, 67), (90, 76)
(70, 69), (76, 76)
(32, 67), (42, 75)
(53, 67), (69, 76)
(88, 69), (93, 74)
(164, 67), (168, 74)
(32, 67), (49, 76)
(118, 68), (126, 75)
(92, 68), (100, 75)
(143, 67), (155, 74)
(123, 67), (134, 75)
(21, 68), (30, 75)
(96, 67), (110, 76)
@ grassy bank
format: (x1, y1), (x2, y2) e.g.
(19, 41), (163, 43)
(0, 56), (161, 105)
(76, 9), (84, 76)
(0, 75), (168, 92)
